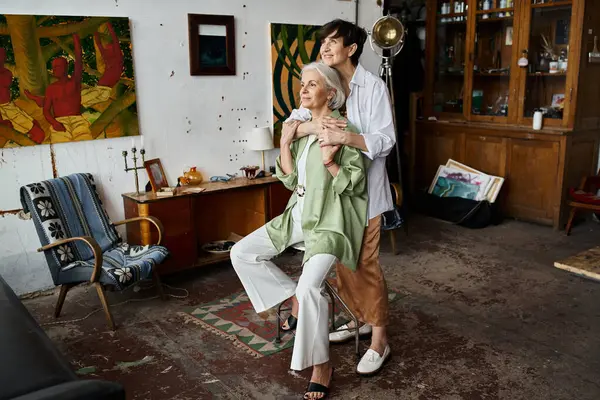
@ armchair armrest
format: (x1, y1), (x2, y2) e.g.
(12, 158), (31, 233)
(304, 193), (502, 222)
(390, 182), (403, 207)
(37, 236), (104, 283)
(113, 216), (164, 245)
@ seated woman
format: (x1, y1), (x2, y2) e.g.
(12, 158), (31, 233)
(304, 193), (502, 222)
(230, 61), (368, 400)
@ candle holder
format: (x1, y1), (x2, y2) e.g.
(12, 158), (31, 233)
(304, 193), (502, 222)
(122, 147), (146, 195)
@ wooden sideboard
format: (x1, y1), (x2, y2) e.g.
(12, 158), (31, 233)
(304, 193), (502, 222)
(122, 176), (291, 275)
(413, 120), (600, 229)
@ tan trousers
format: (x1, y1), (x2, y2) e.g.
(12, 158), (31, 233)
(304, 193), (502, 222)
(335, 215), (389, 326)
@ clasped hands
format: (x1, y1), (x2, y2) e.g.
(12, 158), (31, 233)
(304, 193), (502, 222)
(281, 117), (348, 164)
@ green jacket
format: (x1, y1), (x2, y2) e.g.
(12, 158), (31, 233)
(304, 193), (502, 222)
(266, 110), (368, 271)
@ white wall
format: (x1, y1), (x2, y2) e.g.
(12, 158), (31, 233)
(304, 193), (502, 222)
(0, 0), (383, 295)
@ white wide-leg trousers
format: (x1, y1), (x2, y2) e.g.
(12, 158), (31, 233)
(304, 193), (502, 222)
(230, 220), (336, 371)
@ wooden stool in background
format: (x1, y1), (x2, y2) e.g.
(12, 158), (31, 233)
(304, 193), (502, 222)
(566, 172), (600, 235)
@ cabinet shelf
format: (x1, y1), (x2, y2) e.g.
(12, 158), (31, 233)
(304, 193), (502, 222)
(476, 7), (514, 14)
(439, 20), (468, 25)
(437, 12), (467, 19)
(531, 1), (572, 9)
(196, 252), (230, 267)
(527, 72), (567, 76)
(474, 72), (511, 77)
(477, 16), (514, 23)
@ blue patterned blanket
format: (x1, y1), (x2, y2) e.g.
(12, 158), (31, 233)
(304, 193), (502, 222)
(20, 173), (168, 289)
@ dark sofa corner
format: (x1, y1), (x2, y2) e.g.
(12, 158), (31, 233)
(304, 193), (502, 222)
(0, 275), (125, 400)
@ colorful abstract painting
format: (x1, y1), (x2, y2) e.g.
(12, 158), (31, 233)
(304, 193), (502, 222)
(432, 177), (480, 200)
(0, 15), (138, 148)
(271, 23), (321, 147)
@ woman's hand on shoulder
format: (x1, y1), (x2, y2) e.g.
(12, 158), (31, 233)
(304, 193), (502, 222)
(317, 117), (349, 146)
(321, 116), (348, 131)
(318, 126), (347, 147)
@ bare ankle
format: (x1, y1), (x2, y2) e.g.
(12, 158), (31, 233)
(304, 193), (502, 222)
(291, 296), (299, 314)
(314, 361), (330, 370)
(371, 326), (388, 341)
(310, 362), (332, 383)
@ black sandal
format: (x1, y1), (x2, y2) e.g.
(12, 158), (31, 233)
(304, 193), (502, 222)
(281, 314), (297, 331)
(303, 368), (334, 399)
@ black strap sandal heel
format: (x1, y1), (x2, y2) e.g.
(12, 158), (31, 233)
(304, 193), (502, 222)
(303, 367), (334, 399)
(281, 314), (297, 331)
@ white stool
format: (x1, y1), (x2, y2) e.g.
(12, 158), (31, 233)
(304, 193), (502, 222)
(274, 243), (361, 358)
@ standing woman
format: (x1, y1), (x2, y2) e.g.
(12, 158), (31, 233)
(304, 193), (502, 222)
(285, 19), (396, 376)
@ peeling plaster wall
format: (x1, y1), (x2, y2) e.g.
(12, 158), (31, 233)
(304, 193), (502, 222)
(0, 0), (383, 295)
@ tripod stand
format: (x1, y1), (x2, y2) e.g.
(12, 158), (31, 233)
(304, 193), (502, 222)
(379, 55), (403, 186)
(369, 14), (405, 189)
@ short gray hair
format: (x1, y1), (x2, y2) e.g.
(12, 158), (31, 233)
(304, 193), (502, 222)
(301, 62), (346, 110)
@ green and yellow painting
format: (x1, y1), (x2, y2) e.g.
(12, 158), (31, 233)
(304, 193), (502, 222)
(271, 23), (321, 147)
(0, 15), (138, 148)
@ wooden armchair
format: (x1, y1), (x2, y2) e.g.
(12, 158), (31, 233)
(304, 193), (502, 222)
(565, 172), (600, 235)
(20, 173), (169, 330)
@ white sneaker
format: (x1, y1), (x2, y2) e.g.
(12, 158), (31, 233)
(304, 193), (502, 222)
(329, 323), (372, 343)
(356, 345), (391, 376)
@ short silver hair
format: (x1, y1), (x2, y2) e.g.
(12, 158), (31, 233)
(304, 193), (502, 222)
(301, 62), (346, 110)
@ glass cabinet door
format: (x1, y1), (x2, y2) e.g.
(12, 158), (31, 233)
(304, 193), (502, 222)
(433, 0), (468, 116)
(470, 0), (516, 119)
(520, 1), (573, 125)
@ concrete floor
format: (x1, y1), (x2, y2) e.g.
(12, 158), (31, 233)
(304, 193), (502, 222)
(23, 216), (600, 399)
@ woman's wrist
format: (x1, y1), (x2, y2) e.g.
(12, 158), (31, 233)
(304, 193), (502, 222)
(339, 131), (350, 146)
(323, 159), (336, 168)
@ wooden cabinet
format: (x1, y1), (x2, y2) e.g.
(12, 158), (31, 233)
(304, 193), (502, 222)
(505, 139), (560, 222)
(415, 121), (599, 228)
(414, 0), (600, 229)
(416, 127), (464, 188)
(122, 177), (291, 275)
(463, 135), (507, 177)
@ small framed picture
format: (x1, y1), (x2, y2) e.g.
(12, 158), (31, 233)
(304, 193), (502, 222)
(188, 14), (236, 76)
(144, 158), (169, 193)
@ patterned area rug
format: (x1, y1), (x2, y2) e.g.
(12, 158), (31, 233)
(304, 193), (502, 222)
(178, 286), (406, 358)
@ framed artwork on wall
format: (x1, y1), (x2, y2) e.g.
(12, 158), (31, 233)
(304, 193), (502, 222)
(0, 14), (140, 148)
(270, 23), (321, 147)
(188, 14), (236, 76)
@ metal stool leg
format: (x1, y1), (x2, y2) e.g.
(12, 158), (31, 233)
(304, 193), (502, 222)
(352, 313), (360, 359)
(325, 284), (336, 332)
(274, 298), (295, 344)
(275, 301), (285, 344)
(325, 280), (362, 358)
